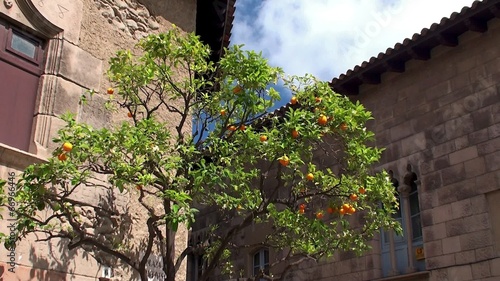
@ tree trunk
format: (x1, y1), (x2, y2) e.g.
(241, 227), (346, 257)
(166, 228), (176, 281)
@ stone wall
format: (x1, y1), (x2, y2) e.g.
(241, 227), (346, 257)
(304, 16), (500, 281)
(0, 0), (195, 280)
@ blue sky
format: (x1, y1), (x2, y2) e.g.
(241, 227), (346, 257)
(231, 0), (479, 90)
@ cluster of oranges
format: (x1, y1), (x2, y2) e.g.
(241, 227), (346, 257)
(227, 124), (246, 132)
(58, 142), (73, 161)
(298, 189), (366, 219)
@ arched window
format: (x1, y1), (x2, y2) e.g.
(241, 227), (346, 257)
(381, 166), (425, 277)
(253, 248), (269, 280)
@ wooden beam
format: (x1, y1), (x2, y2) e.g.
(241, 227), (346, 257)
(489, 4), (500, 18)
(408, 47), (431, 60)
(437, 33), (458, 47)
(383, 60), (405, 73)
(361, 73), (381, 84)
(464, 18), (487, 32)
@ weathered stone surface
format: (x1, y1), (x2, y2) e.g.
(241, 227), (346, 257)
(32, 0), (84, 44)
(423, 223), (447, 242)
(451, 198), (473, 220)
(484, 151), (500, 172)
(460, 230), (493, 251)
(464, 157), (486, 179)
(422, 171), (442, 192)
(426, 253), (456, 270)
(455, 250), (476, 265)
(425, 240), (443, 257)
(446, 218), (466, 237)
(443, 236), (461, 254)
(441, 163), (466, 186)
(447, 264), (473, 281)
(51, 76), (83, 116)
(78, 93), (111, 128)
(59, 42), (102, 90)
(469, 128), (489, 145)
(472, 260), (492, 280)
(489, 258), (500, 277)
(449, 146), (478, 165)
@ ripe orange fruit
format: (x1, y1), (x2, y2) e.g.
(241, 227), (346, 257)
(127, 112), (133, 118)
(318, 114), (328, 126)
(316, 211), (324, 219)
(350, 194), (358, 201)
(340, 123), (348, 131)
(279, 155), (290, 167)
(290, 96), (298, 105)
(260, 135), (268, 142)
(339, 207), (346, 215)
(342, 203), (351, 211)
(358, 187), (366, 194)
(306, 173), (314, 181)
(299, 203), (306, 210)
(327, 207), (336, 214)
(107, 88), (114, 95)
(299, 209), (305, 214)
(58, 153), (67, 161)
(348, 206), (356, 214)
(233, 85), (242, 94)
(315, 97), (322, 103)
(220, 109), (226, 116)
(228, 125), (237, 131)
(291, 129), (299, 139)
(62, 142), (73, 152)
(239, 124), (246, 131)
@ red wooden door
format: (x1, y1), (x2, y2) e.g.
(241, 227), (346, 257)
(0, 61), (39, 151)
(0, 21), (44, 151)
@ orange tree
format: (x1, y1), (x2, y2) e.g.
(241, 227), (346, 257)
(1, 27), (399, 281)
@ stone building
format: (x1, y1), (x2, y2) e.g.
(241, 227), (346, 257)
(0, 0), (234, 280)
(321, 0), (500, 280)
(196, 0), (499, 280)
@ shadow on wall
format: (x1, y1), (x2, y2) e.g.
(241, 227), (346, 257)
(28, 239), (75, 281)
(137, 0), (196, 32)
(25, 187), (138, 280)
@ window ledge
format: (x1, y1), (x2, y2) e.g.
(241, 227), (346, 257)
(375, 271), (430, 281)
(0, 143), (47, 170)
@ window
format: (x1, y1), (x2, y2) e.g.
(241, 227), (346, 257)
(409, 179), (422, 240)
(253, 248), (269, 280)
(0, 20), (45, 151)
(380, 167), (425, 277)
(9, 31), (40, 60)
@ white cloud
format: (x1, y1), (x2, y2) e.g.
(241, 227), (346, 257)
(232, 0), (480, 81)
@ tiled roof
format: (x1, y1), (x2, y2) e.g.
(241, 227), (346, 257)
(196, 0), (236, 62)
(330, 0), (500, 95)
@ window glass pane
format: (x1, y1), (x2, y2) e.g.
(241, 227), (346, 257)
(412, 215), (422, 239)
(254, 252), (260, 266)
(410, 193), (420, 215)
(264, 249), (269, 264)
(11, 32), (37, 58)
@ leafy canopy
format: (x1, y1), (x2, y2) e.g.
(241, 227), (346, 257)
(1, 26), (399, 281)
